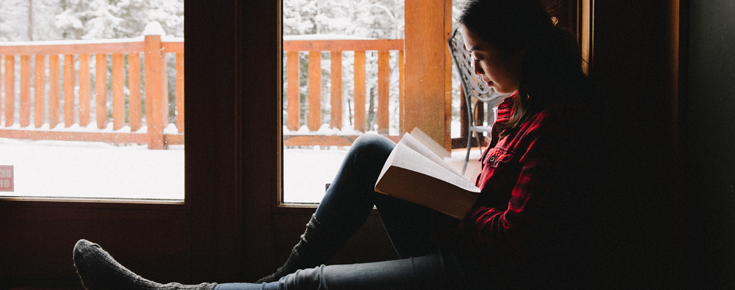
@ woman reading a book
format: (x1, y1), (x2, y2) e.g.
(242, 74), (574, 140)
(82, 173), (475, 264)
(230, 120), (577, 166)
(73, 0), (595, 289)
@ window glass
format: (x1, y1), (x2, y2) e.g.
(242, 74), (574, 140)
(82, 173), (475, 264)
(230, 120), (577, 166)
(0, 0), (184, 200)
(281, 0), (405, 203)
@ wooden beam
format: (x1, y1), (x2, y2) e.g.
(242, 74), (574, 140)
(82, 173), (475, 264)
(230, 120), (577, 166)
(404, 0), (449, 147)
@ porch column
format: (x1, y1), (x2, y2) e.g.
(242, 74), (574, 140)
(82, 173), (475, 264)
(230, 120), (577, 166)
(404, 0), (453, 149)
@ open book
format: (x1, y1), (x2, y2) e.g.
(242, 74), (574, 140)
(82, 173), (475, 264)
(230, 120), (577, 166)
(374, 131), (480, 219)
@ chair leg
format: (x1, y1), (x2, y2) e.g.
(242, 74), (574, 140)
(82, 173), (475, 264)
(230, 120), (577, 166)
(462, 131), (472, 175)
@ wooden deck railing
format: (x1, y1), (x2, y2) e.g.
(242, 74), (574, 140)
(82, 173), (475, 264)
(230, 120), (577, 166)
(0, 33), (407, 149)
(0, 30), (183, 149)
(282, 39), (404, 147)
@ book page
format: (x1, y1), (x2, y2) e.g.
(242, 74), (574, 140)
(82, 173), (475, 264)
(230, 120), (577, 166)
(399, 133), (469, 182)
(381, 143), (479, 193)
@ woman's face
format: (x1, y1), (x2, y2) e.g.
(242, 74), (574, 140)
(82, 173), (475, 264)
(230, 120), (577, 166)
(460, 24), (523, 94)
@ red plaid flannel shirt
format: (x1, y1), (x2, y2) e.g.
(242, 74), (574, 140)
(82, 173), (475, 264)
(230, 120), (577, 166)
(459, 92), (593, 287)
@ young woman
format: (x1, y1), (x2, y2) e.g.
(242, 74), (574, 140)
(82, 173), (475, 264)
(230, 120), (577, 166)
(73, 0), (596, 289)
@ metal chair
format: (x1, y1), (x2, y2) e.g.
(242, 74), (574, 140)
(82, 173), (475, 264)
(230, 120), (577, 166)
(448, 26), (506, 174)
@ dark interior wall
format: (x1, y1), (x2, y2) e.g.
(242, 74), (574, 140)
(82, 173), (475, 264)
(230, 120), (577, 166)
(682, 0), (735, 288)
(590, 1), (682, 288)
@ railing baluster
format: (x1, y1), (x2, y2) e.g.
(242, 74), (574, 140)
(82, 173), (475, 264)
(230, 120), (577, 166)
(308, 51), (321, 131)
(287, 51), (300, 131)
(398, 50), (404, 134)
(34, 55), (45, 128)
(377, 51), (390, 134)
(79, 54), (90, 127)
(330, 51), (342, 130)
(63, 54), (75, 127)
(128, 53), (141, 131)
(4, 56), (14, 127)
(353, 51), (366, 132)
(49, 55), (60, 128)
(176, 52), (184, 133)
(0, 55), (3, 123)
(20, 55), (30, 127)
(95, 54), (107, 129)
(144, 34), (164, 149)
(112, 53), (125, 130)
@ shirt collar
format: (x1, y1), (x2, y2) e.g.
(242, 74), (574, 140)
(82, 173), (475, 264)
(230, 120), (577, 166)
(495, 91), (518, 123)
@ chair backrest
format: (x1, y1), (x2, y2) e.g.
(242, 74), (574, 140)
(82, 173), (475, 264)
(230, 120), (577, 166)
(447, 26), (505, 107)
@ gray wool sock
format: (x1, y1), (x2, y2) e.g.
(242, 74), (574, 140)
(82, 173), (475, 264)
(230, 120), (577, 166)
(73, 239), (216, 290)
(255, 215), (342, 284)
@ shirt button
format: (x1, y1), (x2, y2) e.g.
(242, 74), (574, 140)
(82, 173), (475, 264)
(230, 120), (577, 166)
(488, 156), (496, 162)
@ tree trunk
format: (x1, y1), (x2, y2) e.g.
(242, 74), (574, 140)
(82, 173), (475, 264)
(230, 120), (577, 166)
(27, 0), (33, 41)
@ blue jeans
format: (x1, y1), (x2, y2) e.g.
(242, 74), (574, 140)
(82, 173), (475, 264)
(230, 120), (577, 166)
(216, 135), (492, 290)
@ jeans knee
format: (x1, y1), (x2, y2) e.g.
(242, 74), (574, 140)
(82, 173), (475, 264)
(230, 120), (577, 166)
(350, 135), (395, 161)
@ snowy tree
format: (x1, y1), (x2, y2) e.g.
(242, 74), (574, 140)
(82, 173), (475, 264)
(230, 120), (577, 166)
(0, 0), (183, 41)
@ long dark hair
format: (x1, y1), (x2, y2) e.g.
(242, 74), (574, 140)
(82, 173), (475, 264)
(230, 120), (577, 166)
(459, 0), (591, 136)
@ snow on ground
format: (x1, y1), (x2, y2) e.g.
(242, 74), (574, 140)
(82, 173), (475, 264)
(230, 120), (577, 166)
(0, 138), (185, 199)
(0, 121), (483, 202)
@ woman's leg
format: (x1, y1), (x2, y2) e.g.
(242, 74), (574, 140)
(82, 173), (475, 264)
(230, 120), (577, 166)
(219, 249), (492, 290)
(258, 134), (397, 282)
(259, 134), (441, 282)
(75, 239), (492, 290)
(73, 240), (216, 290)
(313, 134), (442, 257)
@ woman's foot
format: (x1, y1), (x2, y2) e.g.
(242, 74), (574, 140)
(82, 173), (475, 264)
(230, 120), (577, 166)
(73, 239), (216, 290)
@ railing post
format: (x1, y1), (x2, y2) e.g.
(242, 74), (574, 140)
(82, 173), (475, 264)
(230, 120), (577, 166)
(112, 53), (125, 130)
(5, 56), (15, 127)
(286, 51), (300, 131)
(398, 50), (405, 134)
(129, 53), (142, 131)
(330, 51), (342, 130)
(34, 55), (45, 128)
(50, 55), (60, 128)
(64, 54), (75, 127)
(20, 55), (31, 128)
(79, 54), (90, 127)
(176, 52), (184, 133)
(308, 51), (321, 131)
(377, 51), (390, 134)
(144, 22), (165, 149)
(354, 51), (366, 132)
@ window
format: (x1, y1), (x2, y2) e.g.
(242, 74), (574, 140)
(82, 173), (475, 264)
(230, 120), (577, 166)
(0, 0), (185, 200)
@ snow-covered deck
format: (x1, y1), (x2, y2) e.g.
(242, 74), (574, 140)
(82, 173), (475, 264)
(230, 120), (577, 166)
(0, 122), (482, 202)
